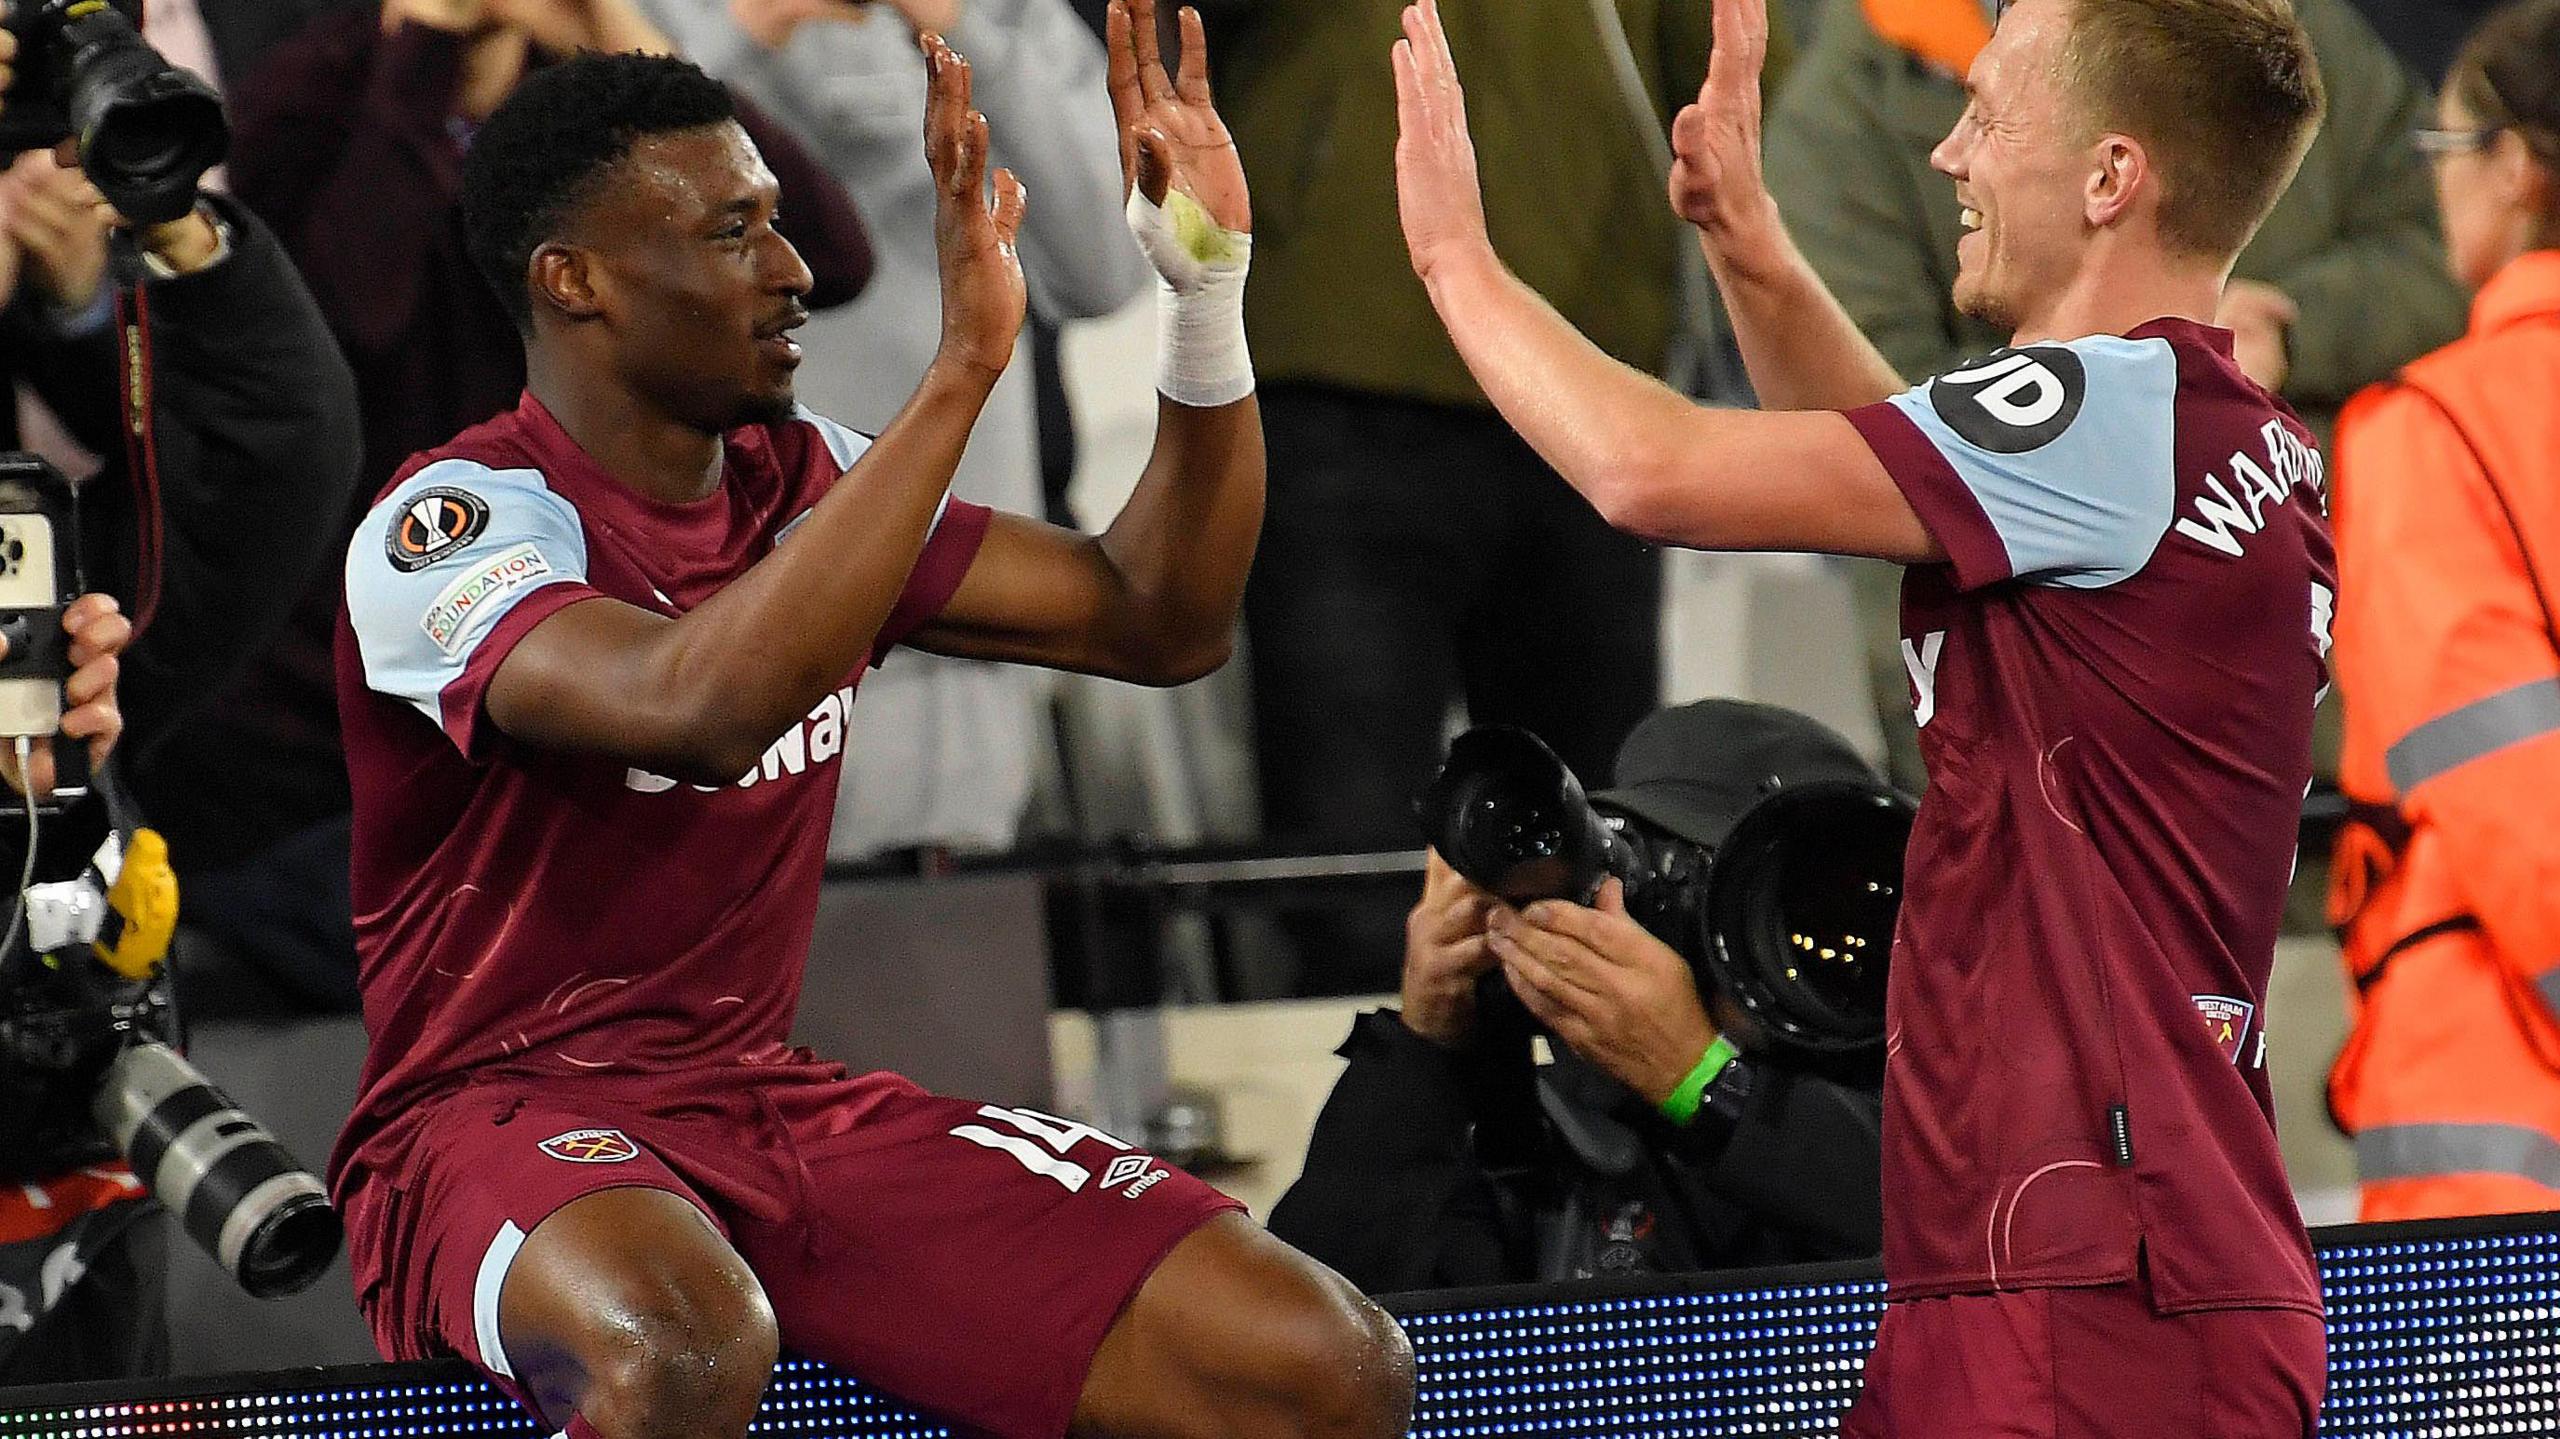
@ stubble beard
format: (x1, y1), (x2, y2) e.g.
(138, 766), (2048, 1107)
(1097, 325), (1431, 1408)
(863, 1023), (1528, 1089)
(1954, 271), (2022, 337)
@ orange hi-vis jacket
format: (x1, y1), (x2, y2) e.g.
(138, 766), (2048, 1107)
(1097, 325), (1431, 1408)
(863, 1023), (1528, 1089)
(2329, 250), (2560, 1220)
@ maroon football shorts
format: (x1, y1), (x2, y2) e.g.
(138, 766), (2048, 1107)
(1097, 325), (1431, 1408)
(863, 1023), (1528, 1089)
(345, 1061), (1241, 1439)
(1839, 1273), (2327, 1438)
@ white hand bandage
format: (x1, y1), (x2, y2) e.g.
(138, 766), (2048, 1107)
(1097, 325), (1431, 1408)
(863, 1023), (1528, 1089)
(1125, 186), (1253, 409)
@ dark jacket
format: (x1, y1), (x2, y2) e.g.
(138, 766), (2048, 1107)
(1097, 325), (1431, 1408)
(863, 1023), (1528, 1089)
(0, 191), (355, 1172)
(192, 0), (355, 87)
(1270, 1009), (1882, 1292)
(0, 194), (361, 850)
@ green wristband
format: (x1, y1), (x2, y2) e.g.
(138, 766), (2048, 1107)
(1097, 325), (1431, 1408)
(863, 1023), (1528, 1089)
(1659, 1036), (1739, 1126)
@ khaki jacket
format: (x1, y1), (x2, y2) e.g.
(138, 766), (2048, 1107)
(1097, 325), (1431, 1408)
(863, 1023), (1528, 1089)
(1217, 0), (1786, 407)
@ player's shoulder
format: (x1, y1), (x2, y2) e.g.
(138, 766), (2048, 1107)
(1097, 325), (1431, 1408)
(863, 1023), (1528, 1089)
(357, 455), (579, 582)
(760, 405), (874, 474)
(1916, 331), (2182, 460)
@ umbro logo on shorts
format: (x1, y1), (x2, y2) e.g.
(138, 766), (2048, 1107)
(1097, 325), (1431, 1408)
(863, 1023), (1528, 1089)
(1102, 1154), (1166, 1198)
(539, 1128), (640, 1164)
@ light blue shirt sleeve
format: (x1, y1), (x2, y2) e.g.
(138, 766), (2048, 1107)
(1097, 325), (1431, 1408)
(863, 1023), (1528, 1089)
(345, 460), (593, 733)
(795, 404), (873, 473)
(1883, 335), (2181, 588)
(774, 405), (947, 551)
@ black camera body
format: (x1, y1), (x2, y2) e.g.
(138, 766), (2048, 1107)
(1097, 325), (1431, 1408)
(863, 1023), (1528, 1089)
(0, 0), (228, 226)
(0, 918), (166, 1177)
(1417, 723), (1912, 1056)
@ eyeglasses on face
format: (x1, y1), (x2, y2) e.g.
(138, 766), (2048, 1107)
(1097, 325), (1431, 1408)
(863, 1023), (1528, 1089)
(2413, 125), (2504, 158)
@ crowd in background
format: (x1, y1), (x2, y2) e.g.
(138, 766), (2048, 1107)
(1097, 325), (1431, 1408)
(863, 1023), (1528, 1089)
(0, 0), (2553, 1363)
(54, 0), (2474, 982)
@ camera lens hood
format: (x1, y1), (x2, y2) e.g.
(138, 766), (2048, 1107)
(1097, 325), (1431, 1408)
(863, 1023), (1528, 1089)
(1701, 780), (1913, 1053)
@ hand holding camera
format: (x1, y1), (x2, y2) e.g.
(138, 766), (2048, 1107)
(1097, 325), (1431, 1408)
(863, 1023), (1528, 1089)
(1486, 877), (1721, 1108)
(0, 0), (226, 228)
(0, 150), (110, 308)
(0, 591), (128, 801)
(1416, 709), (1910, 1058)
(1398, 849), (1501, 1047)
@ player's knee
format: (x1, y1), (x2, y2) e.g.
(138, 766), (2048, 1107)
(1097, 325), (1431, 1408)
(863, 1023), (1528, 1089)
(1258, 1278), (1415, 1439)
(580, 1283), (780, 1439)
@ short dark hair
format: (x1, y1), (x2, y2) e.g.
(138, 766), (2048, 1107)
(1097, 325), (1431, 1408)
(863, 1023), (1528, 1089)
(461, 51), (738, 329)
(2060, 0), (2326, 261)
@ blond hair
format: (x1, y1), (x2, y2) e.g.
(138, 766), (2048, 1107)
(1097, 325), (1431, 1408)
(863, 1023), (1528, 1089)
(2059, 0), (2326, 260)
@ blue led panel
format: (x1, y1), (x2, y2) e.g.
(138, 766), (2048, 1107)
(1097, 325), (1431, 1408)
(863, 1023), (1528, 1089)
(2, 1214), (2557, 1437)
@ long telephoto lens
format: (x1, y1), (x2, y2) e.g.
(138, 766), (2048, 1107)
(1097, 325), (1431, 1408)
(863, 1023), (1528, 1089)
(90, 1041), (340, 1299)
(1415, 726), (1615, 904)
(1705, 783), (1911, 1052)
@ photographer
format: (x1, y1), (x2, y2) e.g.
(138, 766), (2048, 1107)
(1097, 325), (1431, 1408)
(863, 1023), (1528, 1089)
(0, 2), (363, 1384)
(0, 86), (360, 861)
(1271, 701), (1888, 1291)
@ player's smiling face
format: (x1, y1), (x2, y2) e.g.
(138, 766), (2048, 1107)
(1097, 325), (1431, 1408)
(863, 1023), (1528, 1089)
(577, 122), (814, 432)
(1931, 0), (2087, 335)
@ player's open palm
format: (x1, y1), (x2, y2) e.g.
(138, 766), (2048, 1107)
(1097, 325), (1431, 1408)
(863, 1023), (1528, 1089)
(1390, 0), (1491, 284)
(1106, 0), (1248, 249)
(920, 31), (1027, 381)
(1668, 0), (1777, 241)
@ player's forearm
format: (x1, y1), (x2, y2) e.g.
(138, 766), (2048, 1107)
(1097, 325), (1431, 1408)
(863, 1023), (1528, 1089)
(1420, 244), (1717, 538)
(1700, 214), (1907, 412)
(1086, 394), (1266, 683)
(650, 364), (993, 778)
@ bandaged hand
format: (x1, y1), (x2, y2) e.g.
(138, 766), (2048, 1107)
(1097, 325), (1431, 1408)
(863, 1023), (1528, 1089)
(1106, 0), (1253, 407)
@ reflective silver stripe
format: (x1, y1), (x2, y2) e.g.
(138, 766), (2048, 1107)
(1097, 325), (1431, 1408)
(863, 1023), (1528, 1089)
(2541, 965), (2560, 1027)
(2357, 1122), (2560, 1191)
(2386, 678), (2560, 793)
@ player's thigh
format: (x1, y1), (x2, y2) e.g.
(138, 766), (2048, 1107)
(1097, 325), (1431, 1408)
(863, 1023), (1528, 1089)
(381, 1094), (773, 1430)
(733, 1079), (1243, 1438)
(499, 1186), (778, 1432)
(1073, 1212), (1411, 1439)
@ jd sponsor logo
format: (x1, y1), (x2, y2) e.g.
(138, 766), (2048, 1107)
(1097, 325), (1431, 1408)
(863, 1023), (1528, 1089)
(1928, 346), (2085, 453)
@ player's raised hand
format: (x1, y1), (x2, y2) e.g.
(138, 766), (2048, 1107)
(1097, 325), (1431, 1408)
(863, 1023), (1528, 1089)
(1391, 0), (1491, 285)
(1107, 0), (1248, 240)
(920, 30), (1027, 381)
(1668, 0), (1779, 242)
